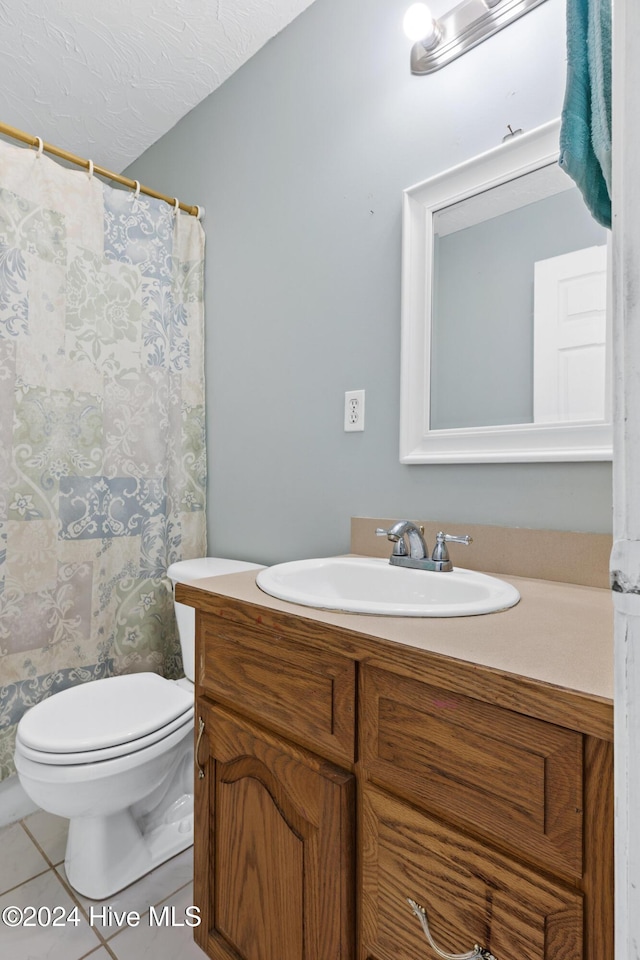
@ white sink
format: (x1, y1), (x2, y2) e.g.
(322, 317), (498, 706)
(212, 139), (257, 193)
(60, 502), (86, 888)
(256, 556), (520, 617)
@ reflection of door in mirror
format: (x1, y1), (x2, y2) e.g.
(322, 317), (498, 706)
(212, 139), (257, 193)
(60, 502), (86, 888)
(533, 245), (607, 423)
(429, 169), (607, 431)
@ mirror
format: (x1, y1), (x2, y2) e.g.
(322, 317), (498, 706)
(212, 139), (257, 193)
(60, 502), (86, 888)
(400, 119), (612, 463)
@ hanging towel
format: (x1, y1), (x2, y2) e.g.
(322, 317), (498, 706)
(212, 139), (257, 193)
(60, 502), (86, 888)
(559, 0), (612, 228)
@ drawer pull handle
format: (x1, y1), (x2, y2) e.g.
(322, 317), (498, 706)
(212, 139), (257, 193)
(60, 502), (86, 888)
(196, 716), (206, 779)
(407, 899), (498, 960)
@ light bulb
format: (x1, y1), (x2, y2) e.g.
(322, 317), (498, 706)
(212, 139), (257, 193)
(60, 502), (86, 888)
(403, 3), (439, 46)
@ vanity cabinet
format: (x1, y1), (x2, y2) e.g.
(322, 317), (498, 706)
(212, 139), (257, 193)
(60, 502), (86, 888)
(188, 595), (613, 960)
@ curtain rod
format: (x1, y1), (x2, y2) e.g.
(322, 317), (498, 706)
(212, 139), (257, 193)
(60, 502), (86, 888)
(0, 120), (201, 218)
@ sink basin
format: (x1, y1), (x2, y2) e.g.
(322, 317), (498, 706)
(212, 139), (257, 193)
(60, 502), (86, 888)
(256, 556), (520, 617)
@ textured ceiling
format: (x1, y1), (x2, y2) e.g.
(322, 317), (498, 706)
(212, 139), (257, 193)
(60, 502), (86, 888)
(0, 0), (317, 172)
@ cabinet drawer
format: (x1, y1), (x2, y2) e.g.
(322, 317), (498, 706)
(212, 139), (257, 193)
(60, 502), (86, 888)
(198, 614), (356, 764)
(360, 665), (583, 877)
(361, 786), (583, 960)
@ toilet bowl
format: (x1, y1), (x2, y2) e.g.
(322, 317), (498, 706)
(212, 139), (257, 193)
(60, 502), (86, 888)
(14, 557), (263, 899)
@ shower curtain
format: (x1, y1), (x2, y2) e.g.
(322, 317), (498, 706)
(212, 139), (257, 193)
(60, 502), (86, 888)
(0, 139), (206, 780)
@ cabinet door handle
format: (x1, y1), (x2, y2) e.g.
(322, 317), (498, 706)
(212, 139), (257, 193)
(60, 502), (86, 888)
(407, 899), (498, 960)
(196, 716), (206, 779)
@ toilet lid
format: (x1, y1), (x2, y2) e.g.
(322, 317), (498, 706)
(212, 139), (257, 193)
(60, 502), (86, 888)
(18, 673), (193, 755)
(15, 709), (194, 765)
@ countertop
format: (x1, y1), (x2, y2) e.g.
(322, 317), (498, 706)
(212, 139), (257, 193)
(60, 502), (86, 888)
(177, 567), (614, 703)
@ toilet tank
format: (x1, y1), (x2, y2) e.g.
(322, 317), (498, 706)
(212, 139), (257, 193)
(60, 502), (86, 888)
(166, 558), (264, 683)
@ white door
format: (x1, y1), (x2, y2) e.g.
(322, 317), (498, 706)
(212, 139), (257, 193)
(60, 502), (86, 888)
(533, 245), (608, 423)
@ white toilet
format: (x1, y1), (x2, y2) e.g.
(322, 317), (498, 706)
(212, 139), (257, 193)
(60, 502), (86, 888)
(14, 557), (263, 899)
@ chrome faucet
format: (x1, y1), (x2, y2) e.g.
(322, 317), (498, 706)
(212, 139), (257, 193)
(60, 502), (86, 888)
(376, 521), (472, 572)
(376, 520), (429, 559)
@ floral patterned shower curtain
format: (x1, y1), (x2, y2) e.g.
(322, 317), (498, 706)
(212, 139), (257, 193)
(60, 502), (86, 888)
(0, 139), (206, 780)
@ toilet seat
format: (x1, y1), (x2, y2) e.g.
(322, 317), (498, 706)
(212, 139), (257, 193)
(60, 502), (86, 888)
(15, 709), (194, 765)
(17, 673), (193, 763)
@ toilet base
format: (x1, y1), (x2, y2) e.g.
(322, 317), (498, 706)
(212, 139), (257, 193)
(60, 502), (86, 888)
(65, 795), (194, 899)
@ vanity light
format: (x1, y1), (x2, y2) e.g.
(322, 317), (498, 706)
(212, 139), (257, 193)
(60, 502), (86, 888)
(402, 3), (441, 50)
(404, 0), (549, 74)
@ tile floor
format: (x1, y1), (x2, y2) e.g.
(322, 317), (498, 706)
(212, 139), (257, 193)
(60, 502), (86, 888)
(0, 811), (206, 959)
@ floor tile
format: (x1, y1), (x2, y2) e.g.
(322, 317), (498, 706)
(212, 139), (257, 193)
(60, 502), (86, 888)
(0, 868), (102, 960)
(107, 883), (206, 960)
(0, 821), (49, 894)
(81, 950), (112, 960)
(58, 847), (193, 939)
(23, 810), (69, 865)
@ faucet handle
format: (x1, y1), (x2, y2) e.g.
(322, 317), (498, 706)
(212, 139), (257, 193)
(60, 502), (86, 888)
(432, 531), (473, 563)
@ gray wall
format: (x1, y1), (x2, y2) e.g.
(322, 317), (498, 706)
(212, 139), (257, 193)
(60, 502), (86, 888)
(126, 0), (612, 565)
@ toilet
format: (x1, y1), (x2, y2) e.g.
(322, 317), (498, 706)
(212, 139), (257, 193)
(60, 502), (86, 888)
(14, 557), (263, 899)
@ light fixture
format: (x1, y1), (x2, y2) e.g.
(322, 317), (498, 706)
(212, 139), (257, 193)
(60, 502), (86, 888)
(403, 0), (550, 74)
(403, 3), (441, 51)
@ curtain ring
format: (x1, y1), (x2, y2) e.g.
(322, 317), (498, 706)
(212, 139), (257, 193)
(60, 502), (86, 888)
(87, 159), (94, 179)
(173, 197), (180, 215)
(133, 180), (141, 199)
(195, 205), (205, 221)
(34, 136), (44, 158)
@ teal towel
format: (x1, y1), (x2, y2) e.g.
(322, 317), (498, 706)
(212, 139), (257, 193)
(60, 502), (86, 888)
(559, 0), (612, 228)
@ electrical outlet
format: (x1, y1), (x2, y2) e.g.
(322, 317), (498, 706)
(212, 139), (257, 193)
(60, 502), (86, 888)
(344, 389), (365, 432)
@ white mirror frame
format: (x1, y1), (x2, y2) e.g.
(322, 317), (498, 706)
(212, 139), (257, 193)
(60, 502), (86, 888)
(399, 118), (613, 464)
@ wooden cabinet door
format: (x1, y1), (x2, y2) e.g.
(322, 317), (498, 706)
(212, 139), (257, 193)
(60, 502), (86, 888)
(194, 700), (355, 960)
(360, 786), (583, 960)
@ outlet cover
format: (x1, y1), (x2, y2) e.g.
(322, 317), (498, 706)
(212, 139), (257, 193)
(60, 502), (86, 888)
(344, 390), (365, 432)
